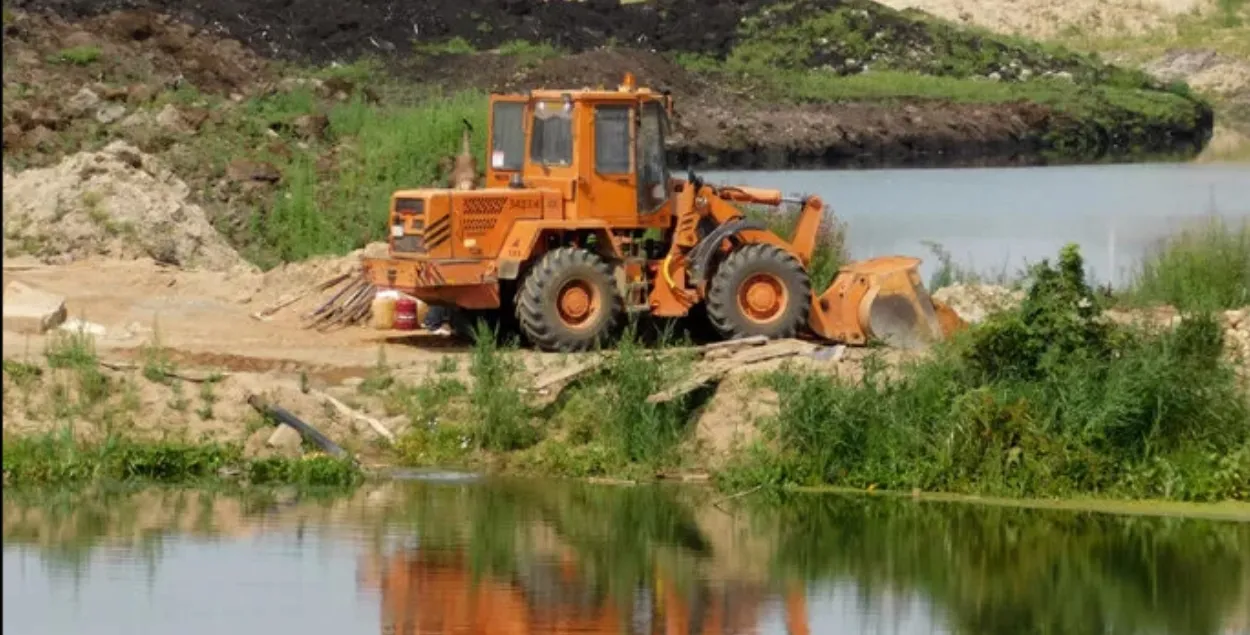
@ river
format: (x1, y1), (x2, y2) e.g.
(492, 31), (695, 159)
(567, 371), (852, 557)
(704, 163), (1250, 289)
(4, 480), (1248, 635)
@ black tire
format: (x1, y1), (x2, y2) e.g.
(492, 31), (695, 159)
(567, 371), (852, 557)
(706, 243), (811, 340)
(516, 247), (623, 352)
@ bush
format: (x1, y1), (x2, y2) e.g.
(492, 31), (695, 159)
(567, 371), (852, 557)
(734, 243), (1249, 501)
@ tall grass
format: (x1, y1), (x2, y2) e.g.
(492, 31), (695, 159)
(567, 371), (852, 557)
(467, 321), (535, 451)
(1125, 216), (1250, 311)
(594, 325), (696, 466)
(237, 88), (489, 267)
(723, 244), (1250, 501)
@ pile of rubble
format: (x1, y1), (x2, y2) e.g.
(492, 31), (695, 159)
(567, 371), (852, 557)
(2, 141), (253, 274)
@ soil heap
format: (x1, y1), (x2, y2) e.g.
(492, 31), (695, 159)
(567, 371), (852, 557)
(2, 140), (253, 273)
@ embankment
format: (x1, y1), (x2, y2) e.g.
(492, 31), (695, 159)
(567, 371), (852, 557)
(5, 0), (1214, 174)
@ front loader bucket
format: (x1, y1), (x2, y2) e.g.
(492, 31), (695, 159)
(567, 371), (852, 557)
(808, 256), (963, 349)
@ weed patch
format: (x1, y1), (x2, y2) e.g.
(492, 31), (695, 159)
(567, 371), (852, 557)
(723, 244), (1250, 501)
(1125, 216), (1250, 311)
(467, 321), (535, 451)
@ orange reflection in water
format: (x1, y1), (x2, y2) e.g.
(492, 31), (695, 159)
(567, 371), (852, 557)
(359, 548), (810, 635)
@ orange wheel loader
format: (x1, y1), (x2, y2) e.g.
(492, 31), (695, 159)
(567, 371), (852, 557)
(361, 73), (963, 352)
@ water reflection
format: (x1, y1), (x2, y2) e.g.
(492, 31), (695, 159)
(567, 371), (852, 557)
(3, 482), (1248, 635)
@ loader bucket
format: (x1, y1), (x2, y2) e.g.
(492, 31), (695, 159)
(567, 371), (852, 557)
(808, 256), (960, 349)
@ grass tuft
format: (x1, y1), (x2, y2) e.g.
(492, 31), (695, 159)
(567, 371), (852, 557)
(1125, 216), (1250, 311)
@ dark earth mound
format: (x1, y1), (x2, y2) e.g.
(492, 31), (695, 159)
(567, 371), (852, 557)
(5, 0), (1213, 168)
(10, 0), (778, 63)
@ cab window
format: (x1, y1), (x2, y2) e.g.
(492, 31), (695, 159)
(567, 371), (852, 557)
(490, 101), (525, 171)
(530, 100), (573, 166)
(594, 104), (631, 174)
(637, 101), (669, 213)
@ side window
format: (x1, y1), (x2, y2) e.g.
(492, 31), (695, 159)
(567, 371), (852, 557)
(530, 101), (573, 166)
(594, 105), (631, 174)
(637, 101), (669, 213)
(490, 101), (525, 171)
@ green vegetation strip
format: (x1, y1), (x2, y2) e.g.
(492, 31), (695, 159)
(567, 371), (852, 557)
(717, 237), (1249, 502)
(2, 433), (362, 488)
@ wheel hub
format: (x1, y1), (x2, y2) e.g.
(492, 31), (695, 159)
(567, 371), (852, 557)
(557, 280), (598, 328)
(737, 273), (787, 324)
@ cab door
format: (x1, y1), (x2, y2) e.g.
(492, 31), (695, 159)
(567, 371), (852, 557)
(583, 102), (638, 224)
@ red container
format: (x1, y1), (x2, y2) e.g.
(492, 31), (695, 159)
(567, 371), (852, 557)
(394, 297), (418, 331)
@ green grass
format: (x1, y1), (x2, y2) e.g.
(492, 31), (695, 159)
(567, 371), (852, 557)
(720, 244), (1250, 502)
(2, 433), (363, 487)
(1124, 216), (1250, 311)
(51, 46), (101, 66)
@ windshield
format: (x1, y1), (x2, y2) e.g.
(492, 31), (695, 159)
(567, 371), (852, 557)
(529, 100), (573, 166)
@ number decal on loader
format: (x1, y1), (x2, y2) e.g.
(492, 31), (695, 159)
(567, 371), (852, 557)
(508, 198), (541, 212)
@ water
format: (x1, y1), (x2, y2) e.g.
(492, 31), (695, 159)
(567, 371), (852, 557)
(4, 481), (1249, 635)
(703, 163), (1250, 288)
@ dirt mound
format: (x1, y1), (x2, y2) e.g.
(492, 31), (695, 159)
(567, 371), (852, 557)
(1144, 49), (1250, 98)
(2, 8), (268, 96)
(877, 0), (1207, 39)
(10, 0), (774, 63)
(932, 284), (1026, 324)
(2, 140), (252, 273)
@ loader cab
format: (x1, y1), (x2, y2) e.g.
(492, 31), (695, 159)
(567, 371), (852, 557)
(483, 73), (674, 227)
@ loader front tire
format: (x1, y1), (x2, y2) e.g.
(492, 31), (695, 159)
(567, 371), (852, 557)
(517, 247), (623, 352)
(707, 244), (811, 340)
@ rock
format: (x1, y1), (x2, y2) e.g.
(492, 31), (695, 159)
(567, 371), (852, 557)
(2, 124), (23, 149)
(66, 87), (101, 118)
(29, 107), (65, 130)
(226, 158), (281, 183)
(931, 284), (1025, 324)
(59, 318), (107, 338)
(292, 114), (329, 140)
(266, 423), (304, 456)
(95, 84), (131, 102)
(95, 103), (127, 125)
(154, 104), (190, 133)
(126, 84), (155, 105)
(60, 30), (97, 49)
(22, 125), (55, 151)
(2, 281), (68, 334)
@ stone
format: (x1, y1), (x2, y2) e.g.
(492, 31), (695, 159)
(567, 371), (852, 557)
(154, 104), (190, 133)
(59, 318), (107, 338)
(227, 158), (281, 183)
(2, 124), (23, 149)
(266, 423), (304, 455)
(66, 87), (101, 117)
(2, 280), (68, 334)
(21, 125), (55, 151)
(95, 103), (127, 124)
(292, 114), (329, 140)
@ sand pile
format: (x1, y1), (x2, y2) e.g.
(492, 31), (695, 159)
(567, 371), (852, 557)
(2, 141), (254, 274)
(931, 284), (1026, 324)
(876, 0), (1209, 38)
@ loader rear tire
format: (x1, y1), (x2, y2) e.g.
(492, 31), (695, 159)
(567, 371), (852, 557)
(517, 247), (623, 352)
(706, 244), (811, 340)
